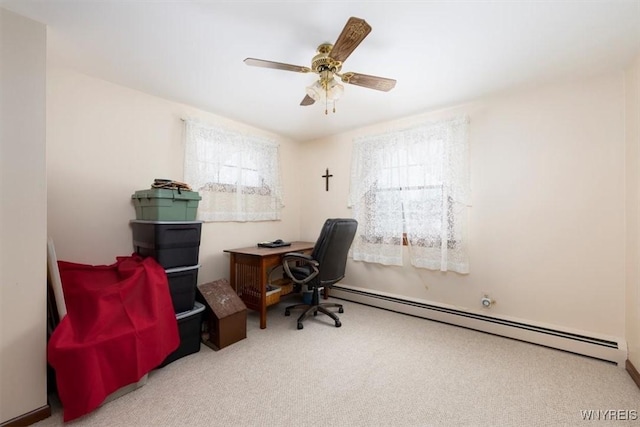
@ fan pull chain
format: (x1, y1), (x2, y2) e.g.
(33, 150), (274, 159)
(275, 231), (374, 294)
(324, 100), (337, 115)
(321, 82), (337, 115)
(325, 85), (329, 115)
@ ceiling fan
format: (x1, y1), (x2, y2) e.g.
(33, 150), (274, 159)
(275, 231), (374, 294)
(244, 17), (397, 114)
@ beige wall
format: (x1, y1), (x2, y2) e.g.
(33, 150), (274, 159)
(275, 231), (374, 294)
(0, 8), (48, 423)
(626, 56), (640, 368)
(40, 41), (640, 418)
(300, 72), (627, 339)
(47, 67), (302, 285)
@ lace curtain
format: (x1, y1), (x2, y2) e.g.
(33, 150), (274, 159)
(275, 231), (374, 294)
(183, 119), (283, 222)
(348, 116), (470, 273)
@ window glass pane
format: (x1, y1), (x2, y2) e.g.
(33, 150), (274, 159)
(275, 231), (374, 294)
(368, 189), (401, 235)
(389, 167), (401, 188)
(379, 168), (391, 188)
(403, 187), (443, 236)
(215, 153), (265, 187)
(243, 169), (259, 187)
(407, 165), (423, 187)
(219, 165), (237, 185)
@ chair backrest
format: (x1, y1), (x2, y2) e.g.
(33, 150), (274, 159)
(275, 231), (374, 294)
(311, 218), (358, 288)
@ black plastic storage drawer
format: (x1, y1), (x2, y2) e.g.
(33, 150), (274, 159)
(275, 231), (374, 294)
(165, 264), (200, 313)
(157, 301), (205, 368)
(131, 220), (202, 269)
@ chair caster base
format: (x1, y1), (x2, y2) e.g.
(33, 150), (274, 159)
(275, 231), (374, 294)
(287, 299), (344, 330)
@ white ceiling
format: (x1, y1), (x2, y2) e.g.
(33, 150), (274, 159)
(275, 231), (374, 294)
(2, 1), (639, 142)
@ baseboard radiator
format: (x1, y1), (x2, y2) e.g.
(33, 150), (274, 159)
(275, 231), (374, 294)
(331, 284), (626, 366)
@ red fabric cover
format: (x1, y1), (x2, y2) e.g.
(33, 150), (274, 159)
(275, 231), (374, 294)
(48, 255), (180, 421)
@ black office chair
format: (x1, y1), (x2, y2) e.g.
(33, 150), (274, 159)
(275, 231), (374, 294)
(282, 218), (358, 330)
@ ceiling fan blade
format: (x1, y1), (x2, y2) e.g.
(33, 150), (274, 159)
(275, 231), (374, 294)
(300, 94), (315, 106)
(340, 72), (396, 92)
(329, 17), (372, 63)
(244, 58), (311, 73)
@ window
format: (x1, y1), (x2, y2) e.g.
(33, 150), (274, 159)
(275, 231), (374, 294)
(183, 119), (283, 222)
(349, 116), (470, 273)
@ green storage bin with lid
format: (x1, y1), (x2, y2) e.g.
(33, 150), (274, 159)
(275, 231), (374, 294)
(132, 188), (201, 221)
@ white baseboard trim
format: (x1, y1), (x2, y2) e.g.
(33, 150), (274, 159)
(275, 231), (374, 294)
(331, 284), (626, 367)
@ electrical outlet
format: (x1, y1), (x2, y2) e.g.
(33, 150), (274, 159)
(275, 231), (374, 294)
(480, 292), (494, 308)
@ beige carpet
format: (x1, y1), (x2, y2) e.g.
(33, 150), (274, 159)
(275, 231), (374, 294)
(36, 299), (639, 426)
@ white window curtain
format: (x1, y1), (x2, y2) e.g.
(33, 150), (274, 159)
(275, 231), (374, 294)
(348, 116), (470, 273)
(183, 119), (283, 222)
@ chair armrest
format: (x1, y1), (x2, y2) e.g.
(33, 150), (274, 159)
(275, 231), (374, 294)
(282, 253), (319, 285)
(282, 252), (317, 265)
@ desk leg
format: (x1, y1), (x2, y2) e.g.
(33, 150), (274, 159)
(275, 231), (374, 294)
(228, 253), (269, 329)
(259, 306), (267, 329)
(259, 259), (267, 329)
(229, 254), (237, 293)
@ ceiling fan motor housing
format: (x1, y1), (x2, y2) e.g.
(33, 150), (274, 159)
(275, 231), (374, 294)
(312, 43), (342, 74)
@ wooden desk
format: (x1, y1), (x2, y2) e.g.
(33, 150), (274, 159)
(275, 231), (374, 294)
(224, 241), (314, 329)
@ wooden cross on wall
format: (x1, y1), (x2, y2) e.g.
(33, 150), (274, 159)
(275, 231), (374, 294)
(322, 168), (333, 192)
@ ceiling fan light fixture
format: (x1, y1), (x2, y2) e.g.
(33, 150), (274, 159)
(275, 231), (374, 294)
(306, 77), (343, 114)
(306, 75), (343, 103)
(327, 78), (344, 101)
(305, 80), (324, 101)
